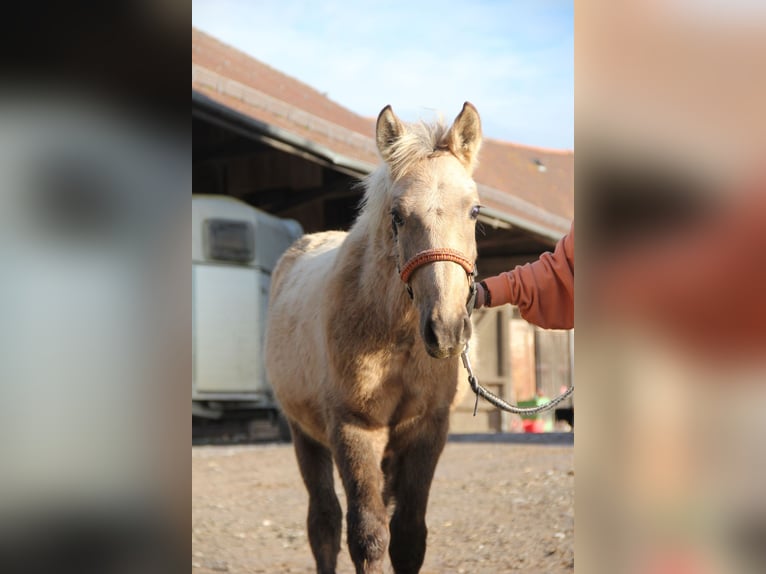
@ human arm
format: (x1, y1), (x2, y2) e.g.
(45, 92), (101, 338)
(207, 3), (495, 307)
(475, 223), (574, 330)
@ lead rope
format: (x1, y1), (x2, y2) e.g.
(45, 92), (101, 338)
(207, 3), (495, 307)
(460, 344), (574, 416)
(462, 282), (574, 416)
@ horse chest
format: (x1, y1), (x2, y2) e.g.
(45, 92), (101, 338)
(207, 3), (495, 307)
(332, 337), (457, 428)
(389, 386), (429, 427)
(384, 359), (455, 426)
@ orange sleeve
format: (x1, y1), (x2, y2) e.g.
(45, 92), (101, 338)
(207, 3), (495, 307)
(482, 223), (574, 329)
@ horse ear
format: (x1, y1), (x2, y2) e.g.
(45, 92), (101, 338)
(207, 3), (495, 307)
(445, 102), (482, 172)
(376, 105), (405, 161)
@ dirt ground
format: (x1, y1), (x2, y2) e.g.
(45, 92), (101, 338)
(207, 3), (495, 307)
(192, 435), (574, 573)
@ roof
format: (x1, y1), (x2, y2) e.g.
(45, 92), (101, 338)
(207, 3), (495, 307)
(192, 27), (573, 239)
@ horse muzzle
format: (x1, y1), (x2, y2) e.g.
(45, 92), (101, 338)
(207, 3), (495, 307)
(421, 309), (472, 359)
(399, 247), (477, 358)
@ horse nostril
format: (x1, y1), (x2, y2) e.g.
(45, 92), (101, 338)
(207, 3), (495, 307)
(423, 318), (439, 350)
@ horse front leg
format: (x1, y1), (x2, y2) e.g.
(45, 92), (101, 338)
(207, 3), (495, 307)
(388, 409), (449, 574)
(290, 422), (342, 574)
(331, 420), (389, 574)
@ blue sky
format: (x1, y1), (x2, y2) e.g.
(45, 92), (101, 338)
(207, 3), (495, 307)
(192, 1), (573, 149)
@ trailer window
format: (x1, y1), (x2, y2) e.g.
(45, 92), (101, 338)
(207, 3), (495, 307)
(204, 219), (254, 263)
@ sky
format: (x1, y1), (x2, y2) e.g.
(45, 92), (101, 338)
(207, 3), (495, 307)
(192, 1), (573, 150)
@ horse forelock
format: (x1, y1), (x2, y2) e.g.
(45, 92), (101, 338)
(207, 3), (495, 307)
(359, 119), (452, 228)
(382, 120), (452, 181)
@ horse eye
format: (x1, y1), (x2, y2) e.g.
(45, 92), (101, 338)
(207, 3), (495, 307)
(470, 205), (481, 220)
(391, 209), (404, 226)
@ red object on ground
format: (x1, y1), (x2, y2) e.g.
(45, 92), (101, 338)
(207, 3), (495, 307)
(522, 419), (546, 433)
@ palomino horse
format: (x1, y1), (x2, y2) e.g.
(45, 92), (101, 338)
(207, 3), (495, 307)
(264, 102), (482, 574)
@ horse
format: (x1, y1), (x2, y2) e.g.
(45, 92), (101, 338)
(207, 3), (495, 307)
(264, 102), (483, 574)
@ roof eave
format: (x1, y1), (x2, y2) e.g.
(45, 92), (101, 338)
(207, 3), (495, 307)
(193, 90), (569, 242)
(193, 90), (376, 177)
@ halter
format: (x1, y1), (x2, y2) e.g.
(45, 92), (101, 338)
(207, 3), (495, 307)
(398, 248), (477, 312)
(399, 248), (474, 284)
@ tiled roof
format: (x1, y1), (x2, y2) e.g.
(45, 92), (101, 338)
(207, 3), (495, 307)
(192, 27), (573, 237)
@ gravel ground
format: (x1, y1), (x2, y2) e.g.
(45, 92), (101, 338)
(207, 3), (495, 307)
(192, 435), (574, 573)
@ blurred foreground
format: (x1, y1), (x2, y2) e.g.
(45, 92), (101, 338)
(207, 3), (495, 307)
(577, 1), (766, 573)
(0, 5), (187, 573)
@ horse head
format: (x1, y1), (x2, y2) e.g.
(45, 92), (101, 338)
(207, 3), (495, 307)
(376, 102), (483, 359)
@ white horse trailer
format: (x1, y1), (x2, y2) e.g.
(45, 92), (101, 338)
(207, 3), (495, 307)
(192, 195), (302, 430)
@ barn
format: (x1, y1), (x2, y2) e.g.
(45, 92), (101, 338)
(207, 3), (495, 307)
(192, 27), (574, 433)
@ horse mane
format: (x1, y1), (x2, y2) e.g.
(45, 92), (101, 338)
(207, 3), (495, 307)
(357, 119), (452, 229)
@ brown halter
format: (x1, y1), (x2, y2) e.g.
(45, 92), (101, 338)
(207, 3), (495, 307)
(399, 248), (474, 284)
(398, 248), (477, 310)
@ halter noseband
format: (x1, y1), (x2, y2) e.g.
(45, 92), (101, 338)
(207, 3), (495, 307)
(399, 248), (474, 283)
(398, 248), (478, 312)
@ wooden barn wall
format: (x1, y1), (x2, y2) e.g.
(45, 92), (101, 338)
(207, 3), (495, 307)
(535, 329), (573, 407)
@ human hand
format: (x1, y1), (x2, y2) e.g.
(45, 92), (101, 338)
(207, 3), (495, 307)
(474, 281), (486, 309)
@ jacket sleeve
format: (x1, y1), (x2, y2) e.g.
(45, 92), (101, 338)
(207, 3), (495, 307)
(482, 223), (574, 329)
